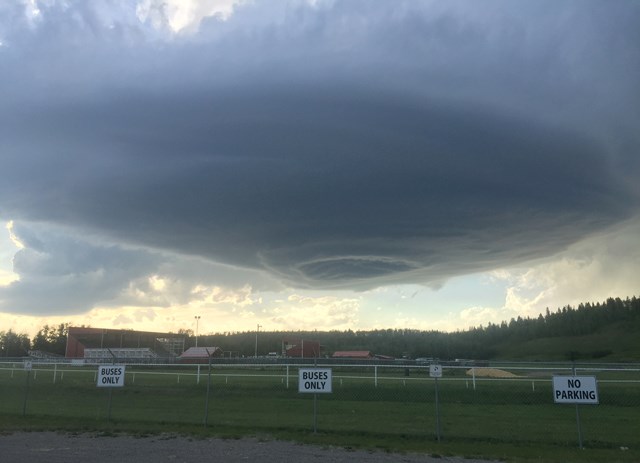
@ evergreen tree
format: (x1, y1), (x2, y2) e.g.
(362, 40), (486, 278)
(0, 330), (30, 357)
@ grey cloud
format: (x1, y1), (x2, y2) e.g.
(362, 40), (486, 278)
(0, 222), (280, 315)
(0, 223), (163, 314)
(1, 0), (639, 300)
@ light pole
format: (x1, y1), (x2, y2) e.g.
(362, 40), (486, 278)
(195, 315), (201, 348)
(255, 324), (262, 358)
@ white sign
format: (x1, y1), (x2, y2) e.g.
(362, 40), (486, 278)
(23, 360), (32, 371)
(552, 376), (598, 404)
(97, 365), (126, 388)
(429, 364), (443, 378)
(298, 368), (332, 393)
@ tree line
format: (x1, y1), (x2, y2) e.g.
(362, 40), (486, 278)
(1, 295), (638, 359)
(191, 296), (640, 360)
(0, 323), (69, 357)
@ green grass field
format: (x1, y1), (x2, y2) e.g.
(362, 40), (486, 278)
(1, 363), (639, 462)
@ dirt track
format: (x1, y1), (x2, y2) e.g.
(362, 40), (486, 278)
(0, 432), (497, 463)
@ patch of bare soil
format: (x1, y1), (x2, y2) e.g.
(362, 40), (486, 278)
(466, 368), (518, 378)
(0, 432), (499, 463)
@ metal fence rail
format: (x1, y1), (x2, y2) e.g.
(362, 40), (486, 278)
(1, 360), (638, 449)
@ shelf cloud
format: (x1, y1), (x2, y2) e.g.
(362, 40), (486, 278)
(1, 1), (638, 314)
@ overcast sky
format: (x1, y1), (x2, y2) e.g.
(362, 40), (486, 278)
(1, 0), (638, 338)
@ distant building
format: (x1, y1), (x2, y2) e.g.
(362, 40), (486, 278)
(332, 350), (375, 360)
(65, 327), (185, 360)
(28, 350), (62, 359)
(84, 347), (157, 361)
(179, 346), (223, 363)
(282, 339), (323, 358)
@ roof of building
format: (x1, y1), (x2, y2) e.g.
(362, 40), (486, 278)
(332, 350), (374, 358)
(180, 347), (222, 358)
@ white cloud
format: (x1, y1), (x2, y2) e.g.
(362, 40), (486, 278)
(495, 219), (640, 315)
(183, 284), (258, 313)
(450, 219), (640, 328)
(6, 221), (24, 249)
(459, 306), (503, 327)
(0, 269), (18, 286)
(0, 221), (21, 286)
(265, 294), (360, 330)
(0, 220), (282, 315)
(135, 0), (244, 34)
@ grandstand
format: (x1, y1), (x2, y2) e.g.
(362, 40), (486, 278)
(65, 327), (186, 361)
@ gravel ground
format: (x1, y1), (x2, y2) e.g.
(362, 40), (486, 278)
(0, 432), (497, 463)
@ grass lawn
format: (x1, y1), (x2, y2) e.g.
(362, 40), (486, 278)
(1, 364), (638, 462)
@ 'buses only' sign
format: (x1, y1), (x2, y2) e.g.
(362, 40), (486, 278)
(97, 365), (126, 387)
(298, 368), (332, 393)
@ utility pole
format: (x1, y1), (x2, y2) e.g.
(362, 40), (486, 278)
(195, 315), (201, 347)
(255, 324), (262, 358)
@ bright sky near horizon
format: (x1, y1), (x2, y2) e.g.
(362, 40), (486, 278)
(1, 0), (639, 338)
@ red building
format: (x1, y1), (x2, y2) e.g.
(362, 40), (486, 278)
(282, 338), (323, 358)
(65, 327), (185, 359)
(331, 350), (375, 360)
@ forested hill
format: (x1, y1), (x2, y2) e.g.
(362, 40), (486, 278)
(199, 296), (640, 362)
(456, 296), (640, 361)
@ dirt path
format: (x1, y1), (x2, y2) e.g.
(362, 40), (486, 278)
(0, 432), (497, 463)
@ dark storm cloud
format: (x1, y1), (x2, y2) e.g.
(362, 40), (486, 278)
(1, 0), (639, 293)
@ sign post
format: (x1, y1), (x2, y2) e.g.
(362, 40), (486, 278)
(97, 364), (126, 420)
(552, 375), (598, 449)
(298, 368), (332, 433)
(430, 364), (443, 442)
(22, 360), (33, 417)
(203, 348), (213, 427)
